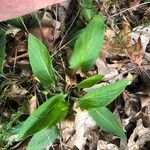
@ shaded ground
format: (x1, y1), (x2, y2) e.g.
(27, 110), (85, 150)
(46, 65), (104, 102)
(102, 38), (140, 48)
(0, 0), (150, 149)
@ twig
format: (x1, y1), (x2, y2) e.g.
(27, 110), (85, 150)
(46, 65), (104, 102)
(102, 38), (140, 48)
(111, 2), (150, 17)
(58, 9), (80, 48)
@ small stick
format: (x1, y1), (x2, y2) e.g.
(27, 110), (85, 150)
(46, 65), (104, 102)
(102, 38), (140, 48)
(111, 2), (150, 17)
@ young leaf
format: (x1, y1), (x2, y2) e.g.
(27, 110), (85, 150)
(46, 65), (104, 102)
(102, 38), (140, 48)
(78, 0), (96, 21)
(0, 29), (6, 73)
(17, 94), (68, 141)
(69, 14), (105, 72)
(27, 127), (59, 150)
(79, 79), (128, 109)
(77, 74), (104, 88)
(89, 107), (126, 139)
(28, 33), (56, 89)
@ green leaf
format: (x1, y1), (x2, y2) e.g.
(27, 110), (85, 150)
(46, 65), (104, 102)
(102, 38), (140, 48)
(17, 94), (68, 141)
(27, 127), (59, 150)
(7, 12), (44, 29)
(7, 17), (24, 29)
(79, 79), (128, 109)
(77, 74), (104, 88)
(89, 107), (126, 139)
(78, 0), (96, 21)
(0, 29), (6, 73)
(28, 12), (44, 28)
(28, 33), (56, 89)
(69, 14), (105, 72)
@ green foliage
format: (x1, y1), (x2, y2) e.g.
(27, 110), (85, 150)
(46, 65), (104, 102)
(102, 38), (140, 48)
(7, 12), (44, 29)
(17, 94), (68, 141)
(78, 0), (96, 21)
(28, 12), (44, 28)
(89, 107), (126, 139)
(0, 29), (6, 73)
(28, 33), (56, 89)
(7, 17), (24, 29)
(1, 11), (127, 147)
(69, 14), (105, 72)
(77, 74), (104, 88)
(79, 79), (128, 109)
(27, 127), (59, 150)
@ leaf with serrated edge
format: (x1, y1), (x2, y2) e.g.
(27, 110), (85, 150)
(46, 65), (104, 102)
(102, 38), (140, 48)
(77, 74), (104, 88)
(17, 94), (68, 141)
(0, 29), (6, 73)
(79, 79), (128, 109)
(89, 107), (126, 139)
(69, 14), (105, 72)
(28, 33), (56, 89)
(27, 127), (59, 150)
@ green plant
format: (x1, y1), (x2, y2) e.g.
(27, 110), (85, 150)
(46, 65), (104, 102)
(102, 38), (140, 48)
(6, 11), (44, 29)
(0, 28), (6, 73)
(69, 14), (105, 72)
(78, 0), (96, 21)
(14, 13), (128, 149)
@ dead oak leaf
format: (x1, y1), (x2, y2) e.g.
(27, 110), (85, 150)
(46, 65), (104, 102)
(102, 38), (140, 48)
(102, 20), (144, 65)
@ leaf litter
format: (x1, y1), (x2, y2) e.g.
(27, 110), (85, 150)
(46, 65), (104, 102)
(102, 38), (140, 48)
(0, 0), (150, 150)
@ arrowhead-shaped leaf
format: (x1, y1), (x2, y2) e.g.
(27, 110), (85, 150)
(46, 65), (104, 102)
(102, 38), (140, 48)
(17, 94), (68, 141)
(0, 29), (6, 73)
(77, 74), (104, 88)
(27, 127), (59, 150)
(69, 14), (105, 72)
(79, 79), (128, 109)
(28, 33), (56, 89)
(89, 107), (126, 139)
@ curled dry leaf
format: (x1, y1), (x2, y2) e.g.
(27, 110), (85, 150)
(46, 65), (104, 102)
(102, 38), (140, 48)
(97, 140), (119, 150)
(61, 119), (74, 143)
(128, 119), (150, 150)
(102, 20), (150, 65)
(8, 84), (28, 99)
(28, 95), (37, 114)
(140, 96), (150, 109)
(96, 58), (118, 79)
(74, 108), (97, 150)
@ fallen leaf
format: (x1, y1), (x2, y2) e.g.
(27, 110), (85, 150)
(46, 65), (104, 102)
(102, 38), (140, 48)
(129, 0), (141, 10)
(128, 119), (150, 150)
(74, 108), (97, 150)
(28, 95), (37, 114)
(97, 140), (119, 150)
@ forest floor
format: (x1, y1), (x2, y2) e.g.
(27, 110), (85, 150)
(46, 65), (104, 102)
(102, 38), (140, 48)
(0, 0), (150, 150)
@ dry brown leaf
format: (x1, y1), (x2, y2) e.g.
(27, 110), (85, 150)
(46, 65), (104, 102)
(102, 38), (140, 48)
(128, 119), (150, 150)
(61, 117), (75, 149)
(97, 140), (119, 150)
(123, 92), (141, 117)
(96, 58), (118, 79)
(29, 25), (53, 50)
(65, 74), (76, 90)
(73, 106), (97, 150)
(144, 7), (150, 20)
(140, 96), (150, 109)
(102, 19), (144, 65)
(129, 0), (141, 9)
(28, 95), (37, 114)
(8, 84), (28, 99)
